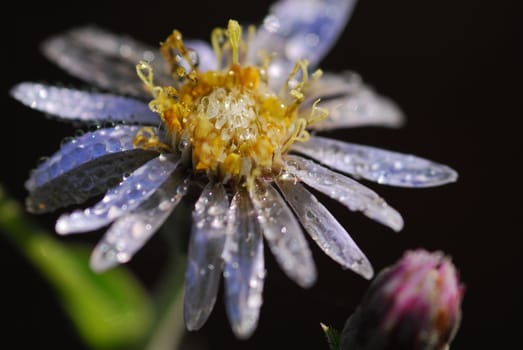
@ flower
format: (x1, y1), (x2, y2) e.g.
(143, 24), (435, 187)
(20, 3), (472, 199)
(10, 0), (457, 338)
(339, 249), (464, 350)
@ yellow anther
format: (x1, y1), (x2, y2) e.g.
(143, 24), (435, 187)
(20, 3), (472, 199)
(160, 30), (196, 77)
(240, 66), (260, 89)
(245, 25), (256, 60)
(258, 51), (275, 83)
(227, 20), (242, 65)
(281, 59), (309, 98)
(136, 61), (156, 95)
(311, 69), (323, 83)
(308, 99), (329, 125)
(133, 127), (171, 152)
(211, 27), (226, 68)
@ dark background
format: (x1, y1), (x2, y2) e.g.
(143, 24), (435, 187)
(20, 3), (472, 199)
(1, 0), (521, 349)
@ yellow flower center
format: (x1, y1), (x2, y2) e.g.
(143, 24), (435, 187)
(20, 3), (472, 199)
(135, 20), (327, 186)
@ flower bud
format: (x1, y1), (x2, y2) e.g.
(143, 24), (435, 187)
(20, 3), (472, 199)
(340, 249), (464, 350)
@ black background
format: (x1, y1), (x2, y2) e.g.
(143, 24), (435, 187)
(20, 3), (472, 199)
(1, 0), (521, 349)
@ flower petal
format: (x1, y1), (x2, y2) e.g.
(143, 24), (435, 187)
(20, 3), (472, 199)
(183, 40), (217, 72)
(284, 155), (403, 231)
(223, 189), (265, 339)
(11, 83), (160, 125)
(26, 126), (158, 213)
(89, 169), (189, 272)
(303, 72), (405, 130)
(56, 155), (179, 234)
(184, 182), (229, 331)
(251, 184), (316, 288)
(249, 0), (357, 87)
(276, 177), (373, 279)
(292, 136), (458, 187)
(41, 26), (171, 98)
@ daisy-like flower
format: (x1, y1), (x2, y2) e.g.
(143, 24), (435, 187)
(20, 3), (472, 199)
(11, 0), (457, 338)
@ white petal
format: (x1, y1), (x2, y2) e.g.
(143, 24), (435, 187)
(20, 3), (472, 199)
(249, 0), (357, 88)
(184, 182), (229, 331)
(292, 136), (458, 187)
(277, 177), (373, 279)
(11, 83), (160, 125)
(56, 155), (178, 234)
(90, 171), (189, 272)
(41, 26), (171, 98)
(26, 126), (158, 213)
(284, 155), (403, 231)
(303, 72), (405, 130)
(251, 185), (316, 288)
(223, 189), (265, 339)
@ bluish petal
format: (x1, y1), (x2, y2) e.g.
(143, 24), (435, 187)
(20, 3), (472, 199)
(292, 136), (458, 187)
(184, 182), (229, 331)
(184, 40), (217, 72)
(223, 189), (265, 339)
(56, 154), (179, 234)
(277, 177), (373, 279)
(249, 0), (357, 87)
(284, 155), (403, 231)
(11, 83), (160, 125)
(251, 184), (316, 288)
(89, 169), (189, 272)
(303, 72), (405, 130)
(26, 125), (159, 213)
(41, 26), (171, 98)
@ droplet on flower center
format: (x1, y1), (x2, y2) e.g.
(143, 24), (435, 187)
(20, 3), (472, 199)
(197, 87), (257, 140)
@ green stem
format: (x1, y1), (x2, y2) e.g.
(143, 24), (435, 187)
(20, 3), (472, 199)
(0, 186), (153, 350)
(141, 202), (192, 350)
(144, 253), (187, 350)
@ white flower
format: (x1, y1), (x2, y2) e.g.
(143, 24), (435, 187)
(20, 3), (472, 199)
(10, 0), (457, 339)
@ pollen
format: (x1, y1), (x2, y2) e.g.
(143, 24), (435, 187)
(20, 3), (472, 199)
(136, 20), (327, 186)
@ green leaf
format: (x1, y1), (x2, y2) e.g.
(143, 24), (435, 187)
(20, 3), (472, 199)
(321, 323), (341, 350)
(0, 186), (153, 349)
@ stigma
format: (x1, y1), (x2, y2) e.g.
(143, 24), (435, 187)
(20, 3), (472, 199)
(135, 20), (327, 187)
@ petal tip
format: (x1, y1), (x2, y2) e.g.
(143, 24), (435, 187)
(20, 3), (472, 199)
(231, 321), (258, 340)
(391, 211), (404, 232)
(427, 165), (459, 187)
(184, 318), (202, 332)
(89, 244), (120, 273)
(297, 268), (318, 289)
(447, 167), (459, 183)
(9, 83), (25, 101)
(54, 218), (69, 235)
(360, 262), (374, 280)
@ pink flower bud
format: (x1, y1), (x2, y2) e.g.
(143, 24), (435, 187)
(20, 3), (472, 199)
(341, 249), (464, 350)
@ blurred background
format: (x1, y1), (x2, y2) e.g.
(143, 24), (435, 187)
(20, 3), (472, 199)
(1, 0), (520, 349)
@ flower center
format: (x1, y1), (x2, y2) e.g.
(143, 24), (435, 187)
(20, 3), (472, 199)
(135, 20), (327, 186)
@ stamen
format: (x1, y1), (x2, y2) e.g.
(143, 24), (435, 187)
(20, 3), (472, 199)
(136, 61), (156, 95)
(227, 20), (242, 65)
(259, 51), (275, 83)
(281, 59), (309, 103)
(308, 99), (329, 125)
(133, 127), (172, 152)
(311, 69), (323, 83)
(211, 27), (226, 69)
(282, 118), (308, 153)
(245, 25), (256, 62)
(160, 30), (196, 77)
